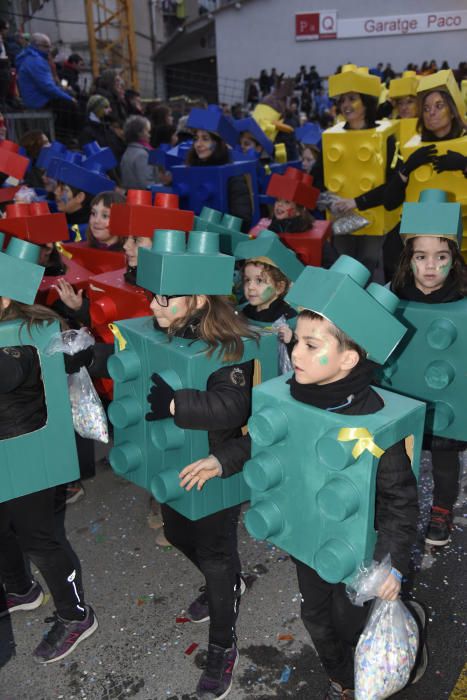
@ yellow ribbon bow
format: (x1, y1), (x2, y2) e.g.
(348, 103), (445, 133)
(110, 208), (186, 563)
(337, 427), (385, 459)
(108, 323), (127, 351)
(54, 242), (73, 259)
(71, 224), (82, 242)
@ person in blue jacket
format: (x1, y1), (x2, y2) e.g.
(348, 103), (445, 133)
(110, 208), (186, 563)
(16, 33), (79, 142)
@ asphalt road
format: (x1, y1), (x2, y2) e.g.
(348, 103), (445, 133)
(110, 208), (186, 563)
(0, 450), (465, 700)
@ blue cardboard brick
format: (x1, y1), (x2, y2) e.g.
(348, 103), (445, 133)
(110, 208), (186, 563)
(107, 316), (278, 520)
(0, 320), (79, 502)
(243, 374), (425, 584)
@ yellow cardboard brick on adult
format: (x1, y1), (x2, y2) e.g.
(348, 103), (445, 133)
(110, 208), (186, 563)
(322, 121), (401, 236)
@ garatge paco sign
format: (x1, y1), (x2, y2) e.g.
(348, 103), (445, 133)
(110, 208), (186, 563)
(295, 10), (467, 40)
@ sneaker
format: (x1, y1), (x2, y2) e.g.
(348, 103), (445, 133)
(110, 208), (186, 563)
(324, 680), (355, 699)
(425, 506), (452, 546)
(188, 577), (247, 624)
(33, 605), (98, 664)
(65, 480), (85, 506)
(0, 580), (44, 618)
(405, 600), (429, 685)
(196, 643), (239, 699)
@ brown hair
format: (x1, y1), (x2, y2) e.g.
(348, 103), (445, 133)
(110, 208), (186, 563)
(392, 236), (467, 296)
(242, 259), (291, 296)
(0, 298), (64, 336)
(19, 130), (48, 161)
(418, 90), (465, 141)
(186, 132), (230, 166)
(167, 295), (258, 361)
(298, 309), (367, 361)
(86, 190), (126, 248)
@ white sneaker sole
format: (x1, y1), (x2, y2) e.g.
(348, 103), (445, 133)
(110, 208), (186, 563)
(0, 589), (44, 618)
(34, 615), (99, 664)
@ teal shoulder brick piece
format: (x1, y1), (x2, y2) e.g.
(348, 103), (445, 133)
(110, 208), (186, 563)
(0, 319), (79, 502)
(243, 374), (425, 584)
(193, 207), (250, 255)
(0, 234), (44, 304)
(107, 316), (278, 520)
(400, 189), (463, 246)
(286, 256), (407, 365)
(137, 228), (235, 296)
(380, 297), (467, 439)
(234, 229), (304, 282)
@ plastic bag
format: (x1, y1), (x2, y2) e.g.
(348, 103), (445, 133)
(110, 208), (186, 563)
(346, 555), (418, 700)
(332, 211), (370, 236)
(272, 316), (293, 374)
(46, 329), (109, 443)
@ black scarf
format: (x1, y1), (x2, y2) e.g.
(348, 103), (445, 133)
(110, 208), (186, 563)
(269, 215), (311, 234)
(124, 266), (137, 285)
(287, 358), (377, 412)
(242, 296), (296, 322)
(393, 273), (463, 304)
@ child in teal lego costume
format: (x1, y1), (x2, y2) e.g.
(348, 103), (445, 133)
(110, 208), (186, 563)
(390, 189), (467, 546)
(0, 236), (98, 664)
(244, 257), (426, 699)
(137, 230), (258, 699)
(234, 229), (304, 366)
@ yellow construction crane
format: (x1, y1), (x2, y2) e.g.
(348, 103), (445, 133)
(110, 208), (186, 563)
(84, 0), (139, 90)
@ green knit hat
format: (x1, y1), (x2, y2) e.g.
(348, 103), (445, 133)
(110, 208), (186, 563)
(86, 94), (111, 119)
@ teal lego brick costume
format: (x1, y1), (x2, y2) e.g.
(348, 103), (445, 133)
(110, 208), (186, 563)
(0, 235), (79, 501)
(0, 235), (95, 653)
(242, 254), (425, 693)
(382, 190), (466, 440)
(386, 189), (467, 546)
(108, 228), (278, 520)
(244, 255), (425, 583)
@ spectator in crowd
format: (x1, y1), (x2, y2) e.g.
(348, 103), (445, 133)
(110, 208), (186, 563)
(18, 129), (50, 190)
(246, 80), (259, 110)
(259, 69), (270, 96)
(94, 68), (127, 126)
(125, 89), (143, 116)
(148, 103), (173, 149)
(370, 62), (384, 79)
(16, 33), (79, 142)
(57, 53), (85, 98)
(79, 94), (125, 162)
(120, 115), (158, 190)
(0, 20), (10, 109)
(382, 62), (396, 84)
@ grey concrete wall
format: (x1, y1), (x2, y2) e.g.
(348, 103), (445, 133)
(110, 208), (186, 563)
(216, 0), (467, 85)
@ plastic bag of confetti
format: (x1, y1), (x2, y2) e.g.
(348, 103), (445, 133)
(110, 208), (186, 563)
(332, 211), (370, 236)
(272, 315), (293, 374)
(46, 329), (109, 443)
(347, 556), (419, 699)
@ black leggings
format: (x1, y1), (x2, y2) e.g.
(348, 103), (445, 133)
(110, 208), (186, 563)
(294, 559), (370, 689)
(431, 449), (461, 511)
(161, 504), (241, 648)
(0, 487), (85, 621)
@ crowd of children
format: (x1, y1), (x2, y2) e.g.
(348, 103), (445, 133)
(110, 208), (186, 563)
(0, 61), (466, 700)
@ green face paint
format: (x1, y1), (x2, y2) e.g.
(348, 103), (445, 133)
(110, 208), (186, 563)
(260, 285), (275, 302)
(439, 262), (452, 277)
(170, 305), (179, 315)
(319, 355), (329, 365)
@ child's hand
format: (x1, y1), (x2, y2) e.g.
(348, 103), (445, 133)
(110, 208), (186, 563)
(54, 279), (84, 310)
(277, 324), (292, 343)
(377, 569), (402, 601)
(179, 455), (222, 491)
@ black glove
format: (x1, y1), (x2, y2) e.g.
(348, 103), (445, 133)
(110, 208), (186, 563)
(145, 373), (175, 421)
(63, 346), (94, 374)
(433, 150), (467, 174)
(399, 144), (437, 176)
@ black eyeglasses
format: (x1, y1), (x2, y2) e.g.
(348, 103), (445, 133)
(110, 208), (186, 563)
(152, 294), (184, 307)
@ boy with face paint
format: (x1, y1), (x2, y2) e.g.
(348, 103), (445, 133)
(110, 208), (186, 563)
(239, 257), (426, 698)
(391, 189), (467, 547)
